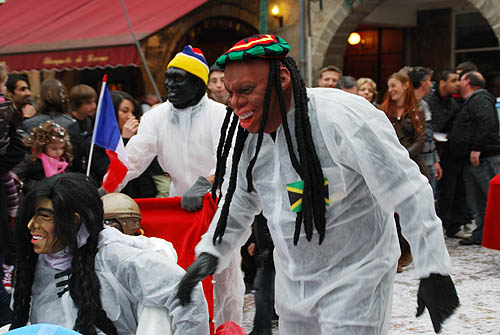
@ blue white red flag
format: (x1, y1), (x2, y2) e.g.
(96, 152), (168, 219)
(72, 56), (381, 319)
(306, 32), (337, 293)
(88, 75), (128, 193)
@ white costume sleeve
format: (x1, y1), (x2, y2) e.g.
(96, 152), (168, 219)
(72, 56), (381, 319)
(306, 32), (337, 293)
(325, 96), (451, 279)
(196, 164), (262, 273)
(115, 105), (162, 192)
(111, 246), (209, 335)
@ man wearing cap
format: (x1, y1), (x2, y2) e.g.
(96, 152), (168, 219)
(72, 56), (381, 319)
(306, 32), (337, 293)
(178, 35), (459, 334)
(113, 45), (245, 328)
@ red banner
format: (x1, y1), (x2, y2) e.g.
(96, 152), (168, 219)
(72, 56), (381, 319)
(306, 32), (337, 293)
(0, 46), (140, 72)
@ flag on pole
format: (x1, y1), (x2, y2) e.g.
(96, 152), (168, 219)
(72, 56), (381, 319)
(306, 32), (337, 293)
(88, 75), (128, 193)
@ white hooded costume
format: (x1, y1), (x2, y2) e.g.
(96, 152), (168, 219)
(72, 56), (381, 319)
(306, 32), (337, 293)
(25, 227), (209, 335)
(197, 88), (452, 334)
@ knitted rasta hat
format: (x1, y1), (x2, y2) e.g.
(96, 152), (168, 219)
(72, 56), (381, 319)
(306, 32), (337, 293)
(215, 34), (290, 69)
(167, 45), (210, 85)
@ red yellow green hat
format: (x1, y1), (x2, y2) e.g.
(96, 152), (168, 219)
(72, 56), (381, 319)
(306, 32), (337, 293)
(167, 45), (209, 85)
(215, 34), (290, 69)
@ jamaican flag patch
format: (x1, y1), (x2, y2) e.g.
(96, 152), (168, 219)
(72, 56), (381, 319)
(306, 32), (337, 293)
(286, 179), (330, 213)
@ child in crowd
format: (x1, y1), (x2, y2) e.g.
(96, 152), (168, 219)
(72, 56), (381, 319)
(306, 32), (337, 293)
(14, 120), (72, 194)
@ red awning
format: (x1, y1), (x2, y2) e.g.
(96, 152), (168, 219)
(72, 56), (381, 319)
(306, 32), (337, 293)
(0, 0), (209, 72)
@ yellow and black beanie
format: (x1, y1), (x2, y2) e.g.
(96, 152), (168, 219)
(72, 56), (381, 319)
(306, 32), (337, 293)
(167, 45), (209, 85)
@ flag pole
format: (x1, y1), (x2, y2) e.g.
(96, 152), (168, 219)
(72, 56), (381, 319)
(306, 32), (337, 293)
(86, 75), (108, 177)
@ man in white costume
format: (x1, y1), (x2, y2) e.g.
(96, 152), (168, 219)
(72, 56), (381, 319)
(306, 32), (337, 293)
(113, 45), (245, 328)
(178, 35), (459, 334)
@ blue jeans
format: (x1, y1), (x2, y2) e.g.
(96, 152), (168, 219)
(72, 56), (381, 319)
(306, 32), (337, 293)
(252, 266), (275, 334)
(463, 155), (500, 243)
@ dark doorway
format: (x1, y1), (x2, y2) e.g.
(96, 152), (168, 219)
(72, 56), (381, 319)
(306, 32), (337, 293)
(176, 17), (258, 66)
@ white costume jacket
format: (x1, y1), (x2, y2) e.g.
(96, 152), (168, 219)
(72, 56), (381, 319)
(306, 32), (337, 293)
(197, 88), (452, 334)
(117, 95), (226, 196)
(29, 240), (209, 335)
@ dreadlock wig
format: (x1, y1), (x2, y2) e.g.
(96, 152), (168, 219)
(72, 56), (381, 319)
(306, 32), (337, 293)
(211, 34), (327, 245)
(11, 173), (117, 335)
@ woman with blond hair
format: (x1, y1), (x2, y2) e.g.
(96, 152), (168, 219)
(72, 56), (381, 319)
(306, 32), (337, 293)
(357, 77), (379, 107)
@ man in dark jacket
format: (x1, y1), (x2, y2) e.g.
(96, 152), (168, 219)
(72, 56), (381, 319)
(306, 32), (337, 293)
(448, 71), (500, 245)
(424, 70), (466, 238)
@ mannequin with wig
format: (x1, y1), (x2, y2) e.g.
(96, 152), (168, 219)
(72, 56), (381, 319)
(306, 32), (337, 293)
(11, 173), (209, 335)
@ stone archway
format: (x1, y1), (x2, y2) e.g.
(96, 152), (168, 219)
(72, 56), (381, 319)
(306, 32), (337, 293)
(140, 0), (259, 97)
(310, 0), (500, 78)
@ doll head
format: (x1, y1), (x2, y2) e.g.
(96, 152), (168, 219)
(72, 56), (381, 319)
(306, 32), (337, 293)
(23, 120), (72, 164)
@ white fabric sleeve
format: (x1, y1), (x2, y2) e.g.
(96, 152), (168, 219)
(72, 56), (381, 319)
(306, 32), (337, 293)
(115, 110), (159, 192)
(337, 110), (452, 279)
(195, 171), (262, 273)
(116, 249), (209, 335)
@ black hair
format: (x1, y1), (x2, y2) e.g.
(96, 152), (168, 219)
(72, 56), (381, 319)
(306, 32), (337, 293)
(434, 69), (456, 84)
(456, 61), (477, 75)
(6, 74), (29, 94)
(408, 67), (432, 89)
(111, 90), (142, 121)
(211, 57), (327, 245)
(11, 173), (117, 335)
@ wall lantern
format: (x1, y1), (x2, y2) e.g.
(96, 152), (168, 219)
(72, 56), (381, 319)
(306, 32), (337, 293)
(348, 32), (361, 45)
(271, 4), (283, 28)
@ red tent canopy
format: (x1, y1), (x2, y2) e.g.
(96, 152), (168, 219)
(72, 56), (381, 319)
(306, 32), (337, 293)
(0, 0), (208, 71)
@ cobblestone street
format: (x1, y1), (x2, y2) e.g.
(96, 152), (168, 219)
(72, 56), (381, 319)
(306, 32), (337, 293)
(241, 237), (500, 334)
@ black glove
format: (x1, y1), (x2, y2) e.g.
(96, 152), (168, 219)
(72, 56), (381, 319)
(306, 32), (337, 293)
(181, 176), (212, 211)
(416, 273), (459, 333)
(177, 253), (218, 306)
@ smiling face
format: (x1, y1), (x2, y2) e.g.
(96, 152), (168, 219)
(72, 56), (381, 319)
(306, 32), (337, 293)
(224, 59), (291, 134)
(318, 70), (340, 88)
(27, 198), (63, 254)
(387, 77), (408, 106)
(45, 141), (65, 159)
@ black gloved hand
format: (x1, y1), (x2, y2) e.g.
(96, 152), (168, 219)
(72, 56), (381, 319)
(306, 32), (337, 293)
(416, 273), (459, 333)
(181, 176), (212, 211)
(177, 253), (218, 306)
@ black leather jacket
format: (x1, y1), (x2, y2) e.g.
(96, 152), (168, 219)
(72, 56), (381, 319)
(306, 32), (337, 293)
(448, 89), (500, 158)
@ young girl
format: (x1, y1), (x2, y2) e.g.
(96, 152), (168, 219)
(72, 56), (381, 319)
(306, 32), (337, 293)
(14, 120), (72, 194)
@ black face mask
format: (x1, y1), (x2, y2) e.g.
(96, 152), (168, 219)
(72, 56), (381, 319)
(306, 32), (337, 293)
(164, 67), (207, 109)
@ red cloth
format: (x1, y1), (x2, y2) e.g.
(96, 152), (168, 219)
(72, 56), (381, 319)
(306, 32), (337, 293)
(135, 194), (217, 334)
(215, 321), (247, 335)
(483, 173), (500, 250)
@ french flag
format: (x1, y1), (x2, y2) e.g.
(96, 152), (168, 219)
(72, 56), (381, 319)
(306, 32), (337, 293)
(88, 75), (128, 193)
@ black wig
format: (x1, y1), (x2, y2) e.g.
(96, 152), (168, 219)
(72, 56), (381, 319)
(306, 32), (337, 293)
(211, 57), (327, 245)
(11, 173), (117, 335)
